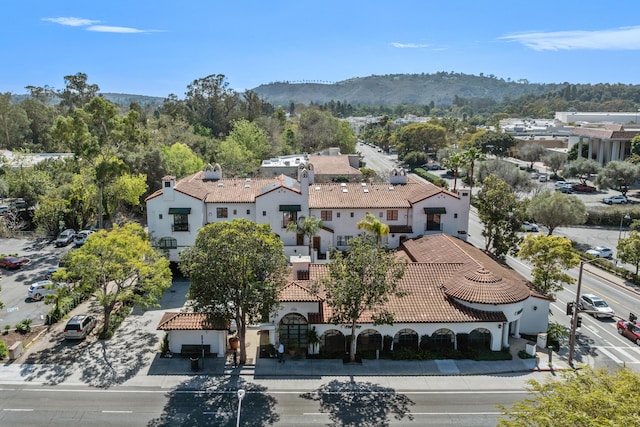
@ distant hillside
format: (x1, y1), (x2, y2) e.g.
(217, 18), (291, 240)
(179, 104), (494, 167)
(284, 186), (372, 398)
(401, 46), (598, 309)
(251, 72), (566, 107)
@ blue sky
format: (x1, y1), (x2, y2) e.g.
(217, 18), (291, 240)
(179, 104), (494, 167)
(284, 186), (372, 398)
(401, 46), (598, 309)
(3, 1), (640, 98)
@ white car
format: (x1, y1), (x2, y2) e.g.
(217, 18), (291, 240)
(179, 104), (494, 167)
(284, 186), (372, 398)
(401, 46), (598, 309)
(63, 314), (97, 340)
(586, 246), (613, 258)
(602, 195), (628, 205)
(74, 230), (95, 246)
(521, 221), (539, 232)
(27, 280), (69, 301)
(579, 293), (615, 318)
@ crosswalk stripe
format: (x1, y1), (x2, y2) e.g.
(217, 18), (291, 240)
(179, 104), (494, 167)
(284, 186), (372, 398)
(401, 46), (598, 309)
(596, 346), (623, 363)
(614, 348), (640, 364)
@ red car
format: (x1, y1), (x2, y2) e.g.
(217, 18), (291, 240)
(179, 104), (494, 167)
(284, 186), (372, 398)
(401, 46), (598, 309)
(0, 255), (30, 269)
(617, 320), (640, 345)
(572, 183), (597, 193)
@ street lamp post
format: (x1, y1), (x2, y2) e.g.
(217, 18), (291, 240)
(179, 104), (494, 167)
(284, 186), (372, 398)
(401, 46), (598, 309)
(236, 389), (246, 427)
(568, 258), (599, 367)
(619, 213), (631, 240)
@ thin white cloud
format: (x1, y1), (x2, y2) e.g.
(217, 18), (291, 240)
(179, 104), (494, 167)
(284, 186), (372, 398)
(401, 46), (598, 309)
(42, 17), (100, 27)
(500, 26), (640, 51)
(390, 42), (430, 49)
(87, 25), (146, 34)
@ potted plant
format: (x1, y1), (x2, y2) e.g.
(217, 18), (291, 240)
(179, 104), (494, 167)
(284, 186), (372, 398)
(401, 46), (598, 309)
(306, 327), (320, 355)
(229, 336), (239, 350)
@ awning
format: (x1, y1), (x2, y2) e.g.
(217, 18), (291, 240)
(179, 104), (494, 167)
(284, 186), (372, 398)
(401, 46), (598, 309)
(168, 207), (191, 215)
(424, 207), (446, 214)
(279, 205), (301, 212)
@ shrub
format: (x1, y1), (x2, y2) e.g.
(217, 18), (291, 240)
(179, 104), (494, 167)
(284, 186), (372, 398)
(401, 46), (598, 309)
(3, 325), (9, 335)
(0, 340), (7, 359)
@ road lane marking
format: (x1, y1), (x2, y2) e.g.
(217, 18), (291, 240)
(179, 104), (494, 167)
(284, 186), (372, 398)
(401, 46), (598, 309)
(102, 410), (132, 414)
(4, 409), (34, 412)
(595, 346), (623, 363)
(585, 325), (601, 337)
(613, 347), (640, 364)
(303, 412), (502, 416)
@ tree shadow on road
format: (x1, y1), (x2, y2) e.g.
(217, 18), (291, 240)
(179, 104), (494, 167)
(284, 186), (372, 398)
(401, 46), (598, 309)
(147, 376), (279, 427)
(300, 378), (414, 427)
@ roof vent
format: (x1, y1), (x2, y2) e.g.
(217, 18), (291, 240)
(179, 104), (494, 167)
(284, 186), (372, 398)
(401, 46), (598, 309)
(364, 188), (369, 193)
(361, 182), (367, 186)
(342, 188), (348, 193)
(341, 183), (347, 187)
(244, 184), (250, 188)
(245, 177), (251, 182)
(388, 186), (395, 191)
(315, 186), (321, 191)
(218, 182), (224, 187)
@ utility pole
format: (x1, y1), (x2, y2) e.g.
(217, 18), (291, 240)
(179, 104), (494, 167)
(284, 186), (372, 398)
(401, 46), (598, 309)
(568, 259), (597, 367)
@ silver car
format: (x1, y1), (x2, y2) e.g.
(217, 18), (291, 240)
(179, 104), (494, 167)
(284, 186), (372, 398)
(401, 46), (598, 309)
(63, 315), (97, 339)
(579, 293), (614, 318)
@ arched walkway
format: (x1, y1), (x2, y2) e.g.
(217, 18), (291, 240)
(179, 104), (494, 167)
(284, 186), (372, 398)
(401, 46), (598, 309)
(356, 329), (382, 356)
(469, 328), (492, 350)
(320, 329), (345, 356)
(431, 328), (455, 350)
(393, 328), (418, 351)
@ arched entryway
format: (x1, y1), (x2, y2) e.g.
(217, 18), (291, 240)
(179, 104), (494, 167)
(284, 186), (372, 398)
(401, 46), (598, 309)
(356, 329), (382, 357)
(320, 329), (345, 356)
(431, 328), (455, 350)
(393, 328), (419, 351)
(278, 313), (308, 349)
(469, 328), (492, 350)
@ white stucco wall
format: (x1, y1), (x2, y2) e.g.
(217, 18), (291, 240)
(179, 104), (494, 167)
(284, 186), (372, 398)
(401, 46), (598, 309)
(167, 330), (227, 357)
(519, 296), (550, 335)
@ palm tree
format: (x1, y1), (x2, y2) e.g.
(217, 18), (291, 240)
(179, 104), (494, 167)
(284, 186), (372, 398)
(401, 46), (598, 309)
(287, 215), (323, 261)
(357, 212), (390, 247)
(443, 152), (464, 192)
(462, 147), (485, 195)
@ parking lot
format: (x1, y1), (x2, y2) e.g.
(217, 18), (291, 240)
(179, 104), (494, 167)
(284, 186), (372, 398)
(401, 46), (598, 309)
(0, 237), (73, 329)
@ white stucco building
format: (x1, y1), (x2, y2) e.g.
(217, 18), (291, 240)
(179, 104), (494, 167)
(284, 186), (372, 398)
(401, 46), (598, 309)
(145, 163), (471, 262)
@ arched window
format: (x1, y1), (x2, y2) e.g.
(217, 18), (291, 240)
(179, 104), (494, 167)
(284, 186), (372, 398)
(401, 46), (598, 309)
(393, 328), (418, 351)
(278, 313), (308, 348)
(356, 329), (382, 354)
(431, 328), (455, 350)
(320, 329), (345, 355)
(469, 328), (492, 350)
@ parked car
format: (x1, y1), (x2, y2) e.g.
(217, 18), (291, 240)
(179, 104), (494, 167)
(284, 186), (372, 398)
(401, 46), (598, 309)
(557, 185), (573, 194)
(63, 314), (97, 340)
(572, 183), (597, 192)
(0, 255), (30, 269)
(521, 221), (539, 232)
(586, 246), (613, 258)
(602, 195), (628, 205)
(538, 174), (548, 182)
(54, 229), (77, 247)
(554, 181), (568, 189)
(579, 293), (615, 318)
(617, 320), (640, 345)
(11, 199), (27, 210)
(27, 280), (69, 301)
(45, 257), (68, 279)
(0, 206), (10, 214)
(74, 230), (95, 246)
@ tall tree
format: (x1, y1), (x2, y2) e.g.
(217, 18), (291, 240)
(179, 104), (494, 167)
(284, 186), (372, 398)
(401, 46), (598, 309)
(527, 190), (587, 235)
(563, 157), (601, 186)
(314, 235), (406, 363)
(0, 93), (29, 149)
(57, 72), (100, 112)
(441, 151), (464, 192)
(391, 122), (447, 158)
(161, 142), (205, 178)
(518, 234), (580, 298)
(58, 223), (172, 337)
(475, 174), (525, 257)
(543, 152), (568, 178)
(184, 74), (241, 137)
(499, 367), (640, 426)
(473, 130), (516, 157)
(179, 219), (289, 364)
(462, 146), (485, 195)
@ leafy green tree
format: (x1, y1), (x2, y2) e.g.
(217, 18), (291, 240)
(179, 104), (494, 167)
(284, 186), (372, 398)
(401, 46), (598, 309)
(314, 235), (406, 363)
(594, 160), (640, 196)
(5, 167), (52, 209)
(499, 367), (640, 426)
(58, 223), (172, 337)
(543, 152), (568, 178)
(475, 174), (526, 257)
(391, 122), (447, 158)
(518, 234), (579, 298)
(0, 93), (29, 150)
(298, 109), (350, 154)
(336, 120), (357, 154)
(473, 130), (516, 157)
(184, 74), (242, 137)
(56, 72), (100, 112)
(477, 159), (534, 194)
(286, 215), (323, 261)
(563, 157), (601, 186)
(356, 212), (390, 247)
(179, 219), (289, 364)
(631, 135), (640, 157)
(518, 143), (545, 170)
(441, 151), (465, 191)
(216, 139), (254, 177)
(527, 190), (587, 235)
(617, 231), (640, 276)
(33, 195), (69, 236)
(225, 119), (271, 167)
(161, 142), (205, 178)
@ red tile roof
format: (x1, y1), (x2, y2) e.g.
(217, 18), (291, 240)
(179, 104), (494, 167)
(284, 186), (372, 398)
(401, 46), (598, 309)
(280, 234), (535, 325)
(157, 312), (229, 331)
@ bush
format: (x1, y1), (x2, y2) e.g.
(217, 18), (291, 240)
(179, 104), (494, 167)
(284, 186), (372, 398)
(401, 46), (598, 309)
(0, 340), (7, 359)
(413, 168), (449, 189)
(3, 325), (9, 335)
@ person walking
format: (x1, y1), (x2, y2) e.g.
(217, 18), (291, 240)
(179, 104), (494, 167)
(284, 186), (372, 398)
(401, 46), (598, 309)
(277, 343), (284, 363)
